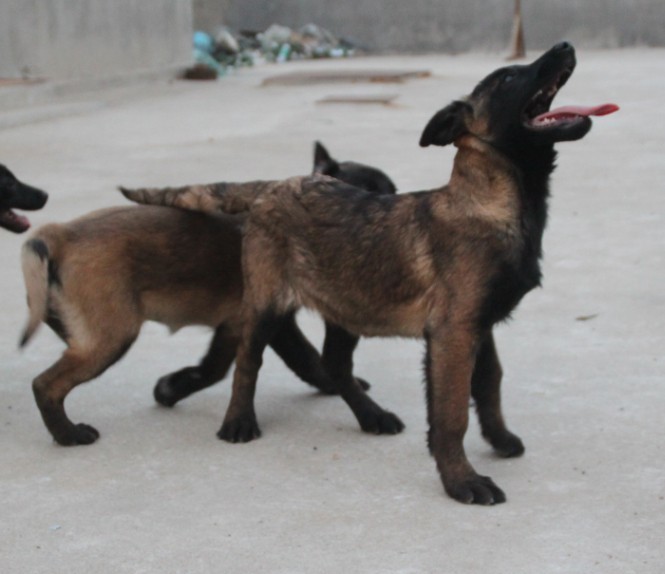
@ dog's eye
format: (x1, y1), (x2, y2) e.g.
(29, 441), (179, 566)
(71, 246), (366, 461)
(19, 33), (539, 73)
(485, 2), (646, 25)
(502, 73), (516, 84)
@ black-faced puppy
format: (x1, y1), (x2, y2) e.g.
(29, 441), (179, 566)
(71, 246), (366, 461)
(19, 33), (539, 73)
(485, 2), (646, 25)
(21, 147), (400, 446)
(313, 141), (397, 195)
(0, 165), (48, 233)
(121, 43), (617, 504)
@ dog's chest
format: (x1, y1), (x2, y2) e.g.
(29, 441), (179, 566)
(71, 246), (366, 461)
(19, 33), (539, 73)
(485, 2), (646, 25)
(479, 236), (543, 327)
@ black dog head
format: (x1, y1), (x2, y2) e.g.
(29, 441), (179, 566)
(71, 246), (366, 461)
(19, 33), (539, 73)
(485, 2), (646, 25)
(420, 43), (614, 160)
(313, 141), (397, 195)
(0, 164), (48, 233)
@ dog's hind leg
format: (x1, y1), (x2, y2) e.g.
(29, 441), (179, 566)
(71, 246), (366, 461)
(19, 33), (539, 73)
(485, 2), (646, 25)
(153, 324), (240, 407)
(268, 312), (336, 393)
(268, 314), (370, 394)
(217, 308), (284, 442)
(321, 321), (371, 391)
(153, 313), (366, 405)
(32, 336), (137, 445)
(471, 332), (524, 458)
(319, 322), (403, 435)
(425, 325), (506, 505)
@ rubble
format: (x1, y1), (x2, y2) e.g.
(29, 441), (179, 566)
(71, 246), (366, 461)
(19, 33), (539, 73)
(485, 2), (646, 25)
(183, 23), (359, 79)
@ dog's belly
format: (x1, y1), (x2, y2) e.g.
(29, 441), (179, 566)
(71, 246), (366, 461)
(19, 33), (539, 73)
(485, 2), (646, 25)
(298, 287), (430, 339)
(143, 289), (242, 332)
(348, 311), (427, 338)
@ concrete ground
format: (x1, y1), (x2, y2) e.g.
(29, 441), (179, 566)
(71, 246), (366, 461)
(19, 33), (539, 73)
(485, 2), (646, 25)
(0, 49), (663, 573)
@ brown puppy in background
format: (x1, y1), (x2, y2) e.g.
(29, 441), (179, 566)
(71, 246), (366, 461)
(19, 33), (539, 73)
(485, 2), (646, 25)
(21, 143), (401, 446)
(123, 43), (616, 504)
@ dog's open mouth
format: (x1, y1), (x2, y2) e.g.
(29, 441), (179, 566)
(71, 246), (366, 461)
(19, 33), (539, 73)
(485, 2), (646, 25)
(0, 209), (31, 233)
(531, 102), (619, 129)
(523, 68), (619, 130)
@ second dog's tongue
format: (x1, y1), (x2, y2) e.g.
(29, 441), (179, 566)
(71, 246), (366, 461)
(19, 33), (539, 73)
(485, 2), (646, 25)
(534, 103), (619, 123)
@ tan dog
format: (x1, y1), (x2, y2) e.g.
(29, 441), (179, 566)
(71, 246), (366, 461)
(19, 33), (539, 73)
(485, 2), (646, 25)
(21, 144), (401, 446)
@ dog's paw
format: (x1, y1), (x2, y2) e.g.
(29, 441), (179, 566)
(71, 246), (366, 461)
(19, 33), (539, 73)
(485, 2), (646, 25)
(153, 367), (206, 407)
(153, 374), (186, 407)
(487, 430), (525, 458)
(54, 423), (100, 446)
(445, 473), (506, 505)
(217, 415), (261, 443)
(360, 409), (405, 435)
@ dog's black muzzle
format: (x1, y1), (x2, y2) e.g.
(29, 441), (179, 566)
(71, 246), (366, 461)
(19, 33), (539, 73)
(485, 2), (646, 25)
(9, 181), (49, 211)
(532, 42), (576, 85)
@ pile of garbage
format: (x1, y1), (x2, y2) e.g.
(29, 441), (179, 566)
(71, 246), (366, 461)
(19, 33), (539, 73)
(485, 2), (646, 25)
(189, 23), (359, 78)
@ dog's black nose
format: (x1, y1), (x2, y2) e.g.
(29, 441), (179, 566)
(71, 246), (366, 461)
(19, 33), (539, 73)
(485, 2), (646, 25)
(553, 41), (572, 52)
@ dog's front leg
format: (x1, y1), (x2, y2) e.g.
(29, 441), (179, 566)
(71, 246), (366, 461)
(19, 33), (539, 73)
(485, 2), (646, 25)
(471, 331), (525, 458)
(425, 326), (506, 504)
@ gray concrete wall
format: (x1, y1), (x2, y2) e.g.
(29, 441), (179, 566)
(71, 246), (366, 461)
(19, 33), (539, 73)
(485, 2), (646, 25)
(0, 0), (193, 81)
(215, 0), (665, 52)
(193, 0), (231, 33)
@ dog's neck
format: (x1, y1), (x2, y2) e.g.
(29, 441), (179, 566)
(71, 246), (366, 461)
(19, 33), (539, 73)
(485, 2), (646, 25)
(505, 141), (557, 260)
(455, 134), (556, 196)
(451, 135), (521, 200)
(456, 133), (555, 232)
(452, 135), (518, 178)
(453, 133), (557, 287)
(499, 141), (558, 290)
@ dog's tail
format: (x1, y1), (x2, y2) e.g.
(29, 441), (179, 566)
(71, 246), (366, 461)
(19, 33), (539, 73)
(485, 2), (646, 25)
(19, 237), (50, 347)
(119, 179), (294, 215)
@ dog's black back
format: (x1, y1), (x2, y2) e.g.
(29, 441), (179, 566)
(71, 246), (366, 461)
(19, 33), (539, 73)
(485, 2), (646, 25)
(313, 141), (396, 195)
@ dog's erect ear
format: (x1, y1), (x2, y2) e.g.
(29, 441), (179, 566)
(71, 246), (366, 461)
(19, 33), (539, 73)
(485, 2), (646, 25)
(419, 101), (472, 147)
(313, 141), (339, 174)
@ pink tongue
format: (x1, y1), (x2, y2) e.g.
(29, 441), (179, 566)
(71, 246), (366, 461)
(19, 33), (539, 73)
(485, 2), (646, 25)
(6, 210), (30, 231)
(17, 214), (30, 229)
(534, 103), (619, 123)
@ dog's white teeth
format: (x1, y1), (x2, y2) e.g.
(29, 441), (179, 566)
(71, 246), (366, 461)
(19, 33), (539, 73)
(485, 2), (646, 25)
(532, 116), (558, 127)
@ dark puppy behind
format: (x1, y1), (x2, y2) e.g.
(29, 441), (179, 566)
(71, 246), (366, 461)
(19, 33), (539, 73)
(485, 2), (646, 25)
(0, 165), (48, 233)
(21, 144), (399, 446)
(313, 141), (397, 195)
(123, 43), (617, 504)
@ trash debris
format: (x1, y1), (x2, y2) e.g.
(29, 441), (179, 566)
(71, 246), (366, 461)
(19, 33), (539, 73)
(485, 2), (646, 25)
(193, 30), (215, 54)
(181, 63), (218, 81)
(182, 22), (360, 80)
(214, 27), (240, 55)
(260, 22), (357, 61)
(190, 30), (228, 78)
(260, 24), (294, 53)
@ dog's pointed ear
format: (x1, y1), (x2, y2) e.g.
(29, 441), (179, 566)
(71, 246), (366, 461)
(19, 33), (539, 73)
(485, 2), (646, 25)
(419, 101), (472, 147)
(313, 141), (338, 174)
